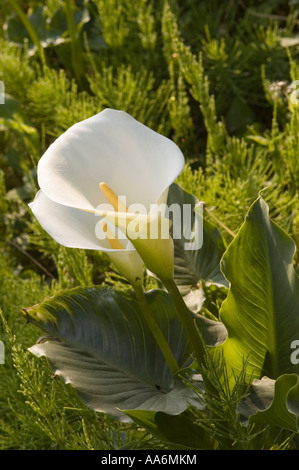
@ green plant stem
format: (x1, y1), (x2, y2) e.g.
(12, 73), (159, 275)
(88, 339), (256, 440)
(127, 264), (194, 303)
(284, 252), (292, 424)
(133, 284), (180, 375)
(64, 0), (84, 89)
(162, 278), (207, 368)
(162, 278), (232, 445)
(8, 0), (46, 66)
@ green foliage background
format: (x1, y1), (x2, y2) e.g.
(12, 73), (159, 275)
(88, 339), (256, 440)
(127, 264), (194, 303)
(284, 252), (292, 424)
(0, 0), (298, 450)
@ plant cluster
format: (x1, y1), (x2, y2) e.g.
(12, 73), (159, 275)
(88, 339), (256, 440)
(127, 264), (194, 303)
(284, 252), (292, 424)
(0, 0), (298, 450)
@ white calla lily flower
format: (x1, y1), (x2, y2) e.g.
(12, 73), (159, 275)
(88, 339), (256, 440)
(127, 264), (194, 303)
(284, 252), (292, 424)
(29, 109), (185, 282)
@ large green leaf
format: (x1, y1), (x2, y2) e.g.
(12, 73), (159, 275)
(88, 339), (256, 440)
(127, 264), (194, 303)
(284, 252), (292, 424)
(238, 374), (299, 433)
(124, 409), (213, 449)
(167, 183), (227, 295)
(23, 287), (207, 421)
(215, 196), (299, 384)
(163, 183), (228, 315)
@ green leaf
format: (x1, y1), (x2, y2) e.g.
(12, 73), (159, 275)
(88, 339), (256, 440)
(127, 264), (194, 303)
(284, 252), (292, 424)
(5, 4), (90, 50)
(166, 183), (227, 309)
(215, 196), (299, 385)
(124, 409), (213, 449)
(238, 374), (299, 433)
(0, 94), (39, 154)
(23, 287), (205, 421)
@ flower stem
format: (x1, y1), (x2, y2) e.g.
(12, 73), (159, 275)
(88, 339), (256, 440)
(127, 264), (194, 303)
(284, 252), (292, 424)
(133, 285), (180, 375)
(162, 279), (237, 450)
(162, 278), (223, 404)
(161, 278), (207, 368)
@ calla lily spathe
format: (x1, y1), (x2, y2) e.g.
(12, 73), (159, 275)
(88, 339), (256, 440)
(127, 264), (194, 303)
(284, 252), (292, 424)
(29, 109), (185, 282)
